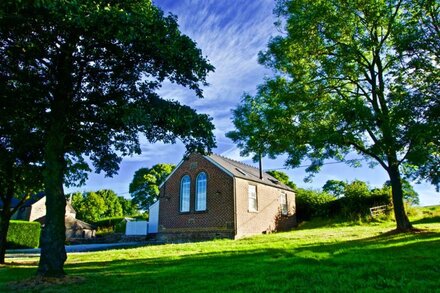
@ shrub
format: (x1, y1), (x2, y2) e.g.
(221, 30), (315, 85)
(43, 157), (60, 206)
(328, 193), (391, 220)
(114, 221), (126, 233)
(7, 220), (41, 248)
(93, 216), (127, 229)
(296, 182), (392, 223)
(295, 188), (336, 221)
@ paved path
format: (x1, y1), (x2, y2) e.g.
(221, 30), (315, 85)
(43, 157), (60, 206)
(6, 242), (151, 258)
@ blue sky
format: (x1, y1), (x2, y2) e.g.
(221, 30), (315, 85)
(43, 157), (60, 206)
(66, 0), (439, 206)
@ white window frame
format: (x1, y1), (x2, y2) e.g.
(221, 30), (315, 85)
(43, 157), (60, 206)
(195, 172), (207, 211)
(248, 185), (258, 212)
(280, 193), (288, 216)
(180, 175), (190, 212)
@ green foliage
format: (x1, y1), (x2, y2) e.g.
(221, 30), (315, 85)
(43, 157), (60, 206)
(0, 0), (216, 183)
(118, 196), (139, 216)
(394, 0), (440, 190)
(69, 190), (134, 223)
(322, 180), (346, 198)
(93, 217), (127, 229)
(73, 192), (106, 223)
(129, 163), (175, 210)
(1, 0), (216, 273)
(6, 220), (41, 249)
(329, 193), (391, 220)
(295, 188), (335, 221)
(266, 170), (297, 190)
(344, 180), (371, 199)
(93, 216), (128, 234)
(336, 182), (391, 220)
(96, 190), (123, 218)
(297, 180), (392, 222)
(114, 221), (127, 234)
(227, 0), (439, 230)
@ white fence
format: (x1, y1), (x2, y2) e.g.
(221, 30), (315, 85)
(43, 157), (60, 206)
(125, 221), (148, 236)
(124, 200), (160, 236)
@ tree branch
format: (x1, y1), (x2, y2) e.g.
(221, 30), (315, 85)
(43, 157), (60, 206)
(349, 140), (389, 171)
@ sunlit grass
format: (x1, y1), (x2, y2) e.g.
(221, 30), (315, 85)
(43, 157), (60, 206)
(1, 209), (439, 292)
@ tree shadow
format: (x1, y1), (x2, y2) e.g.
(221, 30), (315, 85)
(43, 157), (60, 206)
(1, 229), (440, 292)
(411, 216), (440, 225)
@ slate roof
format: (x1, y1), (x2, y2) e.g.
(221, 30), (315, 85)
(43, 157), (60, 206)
(206, 154), (294, 192)
(35, 215), (96, 230)
(65, 217), (96, 230)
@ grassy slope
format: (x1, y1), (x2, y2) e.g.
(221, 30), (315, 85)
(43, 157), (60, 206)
(1, 207), (439, 292)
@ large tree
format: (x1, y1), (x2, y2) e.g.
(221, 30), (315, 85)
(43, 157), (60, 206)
(117, 196), (139, 217)
(69, 189), (126, 222)
(129, 163), (175, 210)
(322, 180), (346, 198)
(0, 0), (215, 277)
(227, 0), (438, 231)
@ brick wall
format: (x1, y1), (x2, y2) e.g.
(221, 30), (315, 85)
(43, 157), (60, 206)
(235, 178), (296, 238)
(158, 153), (235, 241)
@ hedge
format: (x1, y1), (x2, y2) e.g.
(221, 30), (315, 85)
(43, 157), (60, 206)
(7, 220), (41, 248)
(93, 217), (126, 229)
(296, 188), (392, 222)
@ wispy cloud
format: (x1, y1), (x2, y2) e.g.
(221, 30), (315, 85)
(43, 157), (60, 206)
(155, 0), (277, 148)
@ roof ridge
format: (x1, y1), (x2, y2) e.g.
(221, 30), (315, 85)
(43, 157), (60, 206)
(213, 153), (262, 172)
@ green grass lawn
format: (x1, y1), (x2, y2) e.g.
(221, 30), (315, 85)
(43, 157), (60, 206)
(1, 209), (439, 292)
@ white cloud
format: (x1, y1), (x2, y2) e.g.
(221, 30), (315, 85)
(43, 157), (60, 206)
(156, 0), (278, 147)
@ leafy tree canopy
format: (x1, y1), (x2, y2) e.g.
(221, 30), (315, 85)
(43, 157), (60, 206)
(117, 196), (139, 217)
(322, 180), (347, 198)
(344, 180), (371, 199)
(129, 163), (175, 210)
(0, 86), (45, 264)
(69, 189), (138, 222)
(227, 0), (438, 231)
(0, 0), (215, 276)
(322, 180), (347, 197)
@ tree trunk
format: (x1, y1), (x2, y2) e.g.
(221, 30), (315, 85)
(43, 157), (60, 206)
(0, 210), (12, 264)
(388, 162), (412, 231)
(0, 165), (14, 264)
(37, 129), (67, 277)
(37, 43), (74, 278)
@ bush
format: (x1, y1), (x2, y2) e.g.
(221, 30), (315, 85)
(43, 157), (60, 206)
(114, 221), (126, 233)
(7, 220), (41, 248)
(93, 217), (127, 229)
(296, 183), (392, 223)
(295, 188), (336, 221)
(328, 193), (391, 220)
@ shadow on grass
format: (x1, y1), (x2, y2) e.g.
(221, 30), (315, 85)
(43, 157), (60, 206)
(411, 216), (440, 225)
(2, 229), (439, 292)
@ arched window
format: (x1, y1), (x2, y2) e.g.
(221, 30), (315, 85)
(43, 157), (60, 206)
(180, 175), (190, 212)
(195, 172), (207, 211)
